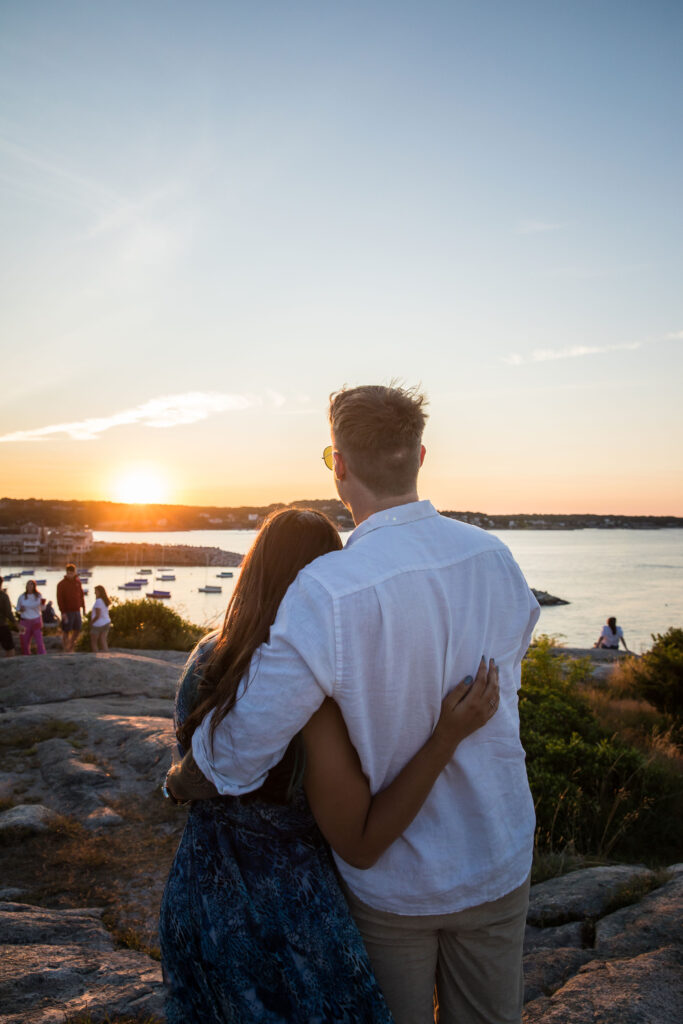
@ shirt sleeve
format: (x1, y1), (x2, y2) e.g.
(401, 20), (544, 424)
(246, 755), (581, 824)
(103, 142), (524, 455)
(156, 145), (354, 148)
(192, 572), (335, 795)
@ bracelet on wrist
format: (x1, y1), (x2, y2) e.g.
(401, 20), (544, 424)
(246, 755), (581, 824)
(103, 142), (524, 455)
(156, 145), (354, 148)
(162, 769), (191, 806)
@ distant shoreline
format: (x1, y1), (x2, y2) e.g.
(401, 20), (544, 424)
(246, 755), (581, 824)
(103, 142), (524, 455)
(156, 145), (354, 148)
(2, 496), (682, 534)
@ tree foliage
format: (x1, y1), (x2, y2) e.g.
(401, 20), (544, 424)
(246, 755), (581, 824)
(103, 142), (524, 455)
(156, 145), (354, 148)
(520, 637), (682, 861)
(77, 598), (203, 651)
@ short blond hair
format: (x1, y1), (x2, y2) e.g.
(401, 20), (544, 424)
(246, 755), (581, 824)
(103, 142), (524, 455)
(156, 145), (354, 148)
(329, 384), (428, 495)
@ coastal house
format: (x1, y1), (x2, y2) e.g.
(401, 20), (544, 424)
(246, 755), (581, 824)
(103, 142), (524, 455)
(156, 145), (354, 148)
(0, 523), (44, 561)
(44, 527), (94, 563)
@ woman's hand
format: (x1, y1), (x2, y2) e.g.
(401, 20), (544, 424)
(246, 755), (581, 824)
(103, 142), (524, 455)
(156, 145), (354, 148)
(433, 657), (499, 756)
(303, 659), (501, 869)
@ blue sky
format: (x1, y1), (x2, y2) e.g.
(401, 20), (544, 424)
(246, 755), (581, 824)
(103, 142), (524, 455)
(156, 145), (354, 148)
(1, 1), (682, 512)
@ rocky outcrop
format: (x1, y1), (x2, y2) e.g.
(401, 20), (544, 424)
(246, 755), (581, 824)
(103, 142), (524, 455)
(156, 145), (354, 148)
(0, 803), (58, 836)
(523, 865), (683, 1022)
(531, 588), (569, 606)
(1, 653), (681, 1023)
(0, 652), (182, 826)
(0, 653), (180, 1023)
(524, 946), (683, 1023)
(0, 902), (165, 1023)
(527, 865), (657, 925)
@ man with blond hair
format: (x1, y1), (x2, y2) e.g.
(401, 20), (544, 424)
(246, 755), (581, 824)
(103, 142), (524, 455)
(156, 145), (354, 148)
(186, 384), (539, 1023)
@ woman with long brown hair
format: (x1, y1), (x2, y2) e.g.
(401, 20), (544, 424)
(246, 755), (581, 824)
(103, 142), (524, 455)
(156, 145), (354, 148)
(90, 585), (111, 652)
(159, 507), (498, 1023)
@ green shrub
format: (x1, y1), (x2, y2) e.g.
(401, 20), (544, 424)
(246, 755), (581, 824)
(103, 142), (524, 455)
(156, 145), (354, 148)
(521, 637), (683, 861)
(77, 598), (203, 652)
(622, 627), (683, 717)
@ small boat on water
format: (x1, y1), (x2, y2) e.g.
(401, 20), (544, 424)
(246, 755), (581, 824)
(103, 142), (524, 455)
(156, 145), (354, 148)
(216, 571), (234, 578)
(118, 582), (143, 590)
(138, 569), (153, 574)
(150, 589), (171, 599)
(33, 579), (47, 585)
(157, 574), (176, 581)
(20, 569), (35, 575)
(133, 578), (150, 584)
(198, 585), (222, 594)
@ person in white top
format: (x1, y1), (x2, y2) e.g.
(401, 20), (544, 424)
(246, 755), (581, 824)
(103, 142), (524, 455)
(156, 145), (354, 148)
(595, 616), (630, 652)
(90, 586), (112, 652)
(174, 384), (540, 1024)
(16, 579), (46, 656)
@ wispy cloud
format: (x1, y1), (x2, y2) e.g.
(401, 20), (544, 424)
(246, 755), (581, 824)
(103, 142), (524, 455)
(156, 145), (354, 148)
(502, 341), (642, 366)
(516, 220), (566, 235)
(502, 330), (683, 366)
(0, 392), (257, 443)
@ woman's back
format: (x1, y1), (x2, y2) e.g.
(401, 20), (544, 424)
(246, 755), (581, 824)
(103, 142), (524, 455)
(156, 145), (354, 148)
(160, 635), (393, 1024)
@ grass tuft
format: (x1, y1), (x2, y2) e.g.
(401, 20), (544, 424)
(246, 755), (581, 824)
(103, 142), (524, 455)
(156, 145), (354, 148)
(62, 1014), (164, 1024)
(0, 719), (81, 752)
(602, 868), (671, 915)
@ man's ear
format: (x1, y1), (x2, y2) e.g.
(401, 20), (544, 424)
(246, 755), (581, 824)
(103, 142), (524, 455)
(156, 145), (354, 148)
(419, 444), (426, 467)
(333, 450), (346, 480)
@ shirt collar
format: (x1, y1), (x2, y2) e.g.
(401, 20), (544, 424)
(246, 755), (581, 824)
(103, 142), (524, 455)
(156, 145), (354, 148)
(345, 500), (438, 548)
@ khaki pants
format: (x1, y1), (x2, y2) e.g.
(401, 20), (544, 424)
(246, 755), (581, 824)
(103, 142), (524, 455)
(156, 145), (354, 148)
(343, 876), (530, 1024)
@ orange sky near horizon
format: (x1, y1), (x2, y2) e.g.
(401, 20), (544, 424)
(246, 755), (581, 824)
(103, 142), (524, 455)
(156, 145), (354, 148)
(1, 438), (681, 518)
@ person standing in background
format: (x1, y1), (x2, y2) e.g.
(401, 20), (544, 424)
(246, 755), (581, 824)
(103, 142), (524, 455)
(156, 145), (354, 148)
(16, 579), (46, 656)
(0, 576), (17, 657)
(57, 563), (85, 653)
(90, 585), (112, 652)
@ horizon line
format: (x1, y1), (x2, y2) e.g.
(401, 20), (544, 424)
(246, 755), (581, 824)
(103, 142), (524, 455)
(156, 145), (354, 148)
(1, 496), (682, 520)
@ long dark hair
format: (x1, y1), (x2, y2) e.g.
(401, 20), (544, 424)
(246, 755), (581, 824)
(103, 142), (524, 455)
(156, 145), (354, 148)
(607, 616), (617, 635)
(25, 579), (40, 597)
(94, 585), (110, 607)
(177, 507), (342, 752)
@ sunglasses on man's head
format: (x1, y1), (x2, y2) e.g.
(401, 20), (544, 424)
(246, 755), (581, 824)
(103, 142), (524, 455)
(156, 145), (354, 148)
(322, 445), (334, 471)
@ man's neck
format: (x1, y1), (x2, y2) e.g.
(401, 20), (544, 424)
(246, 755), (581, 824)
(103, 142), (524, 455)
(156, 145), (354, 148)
(348, 491), (420, 526)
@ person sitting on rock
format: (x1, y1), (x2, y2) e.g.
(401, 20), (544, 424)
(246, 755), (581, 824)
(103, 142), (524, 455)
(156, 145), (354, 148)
(41, 600), (59, 631)
(594, 616), (631, 652)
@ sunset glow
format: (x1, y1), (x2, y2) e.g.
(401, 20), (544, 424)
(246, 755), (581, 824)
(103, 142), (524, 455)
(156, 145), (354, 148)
(112, 467), (170, 506)
(1, 5), (682, 515)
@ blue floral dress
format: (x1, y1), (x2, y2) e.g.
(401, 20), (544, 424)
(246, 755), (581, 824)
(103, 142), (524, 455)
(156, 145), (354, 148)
(159, 638), (393, 1023)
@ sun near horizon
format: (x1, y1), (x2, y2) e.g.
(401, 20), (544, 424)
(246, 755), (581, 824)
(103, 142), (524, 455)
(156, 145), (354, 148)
(110, 465), (172, 506)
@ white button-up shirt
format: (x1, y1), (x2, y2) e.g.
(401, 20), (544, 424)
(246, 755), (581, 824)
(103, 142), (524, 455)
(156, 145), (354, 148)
(193, 501), (539, 915)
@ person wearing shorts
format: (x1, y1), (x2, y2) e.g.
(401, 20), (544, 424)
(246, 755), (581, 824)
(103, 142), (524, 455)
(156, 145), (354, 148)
(57, 564), (86, 653)
(90, 585), (112, 652)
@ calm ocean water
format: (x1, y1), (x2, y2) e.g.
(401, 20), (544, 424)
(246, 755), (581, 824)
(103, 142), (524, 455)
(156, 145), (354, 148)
(4, 528), (681, 654)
